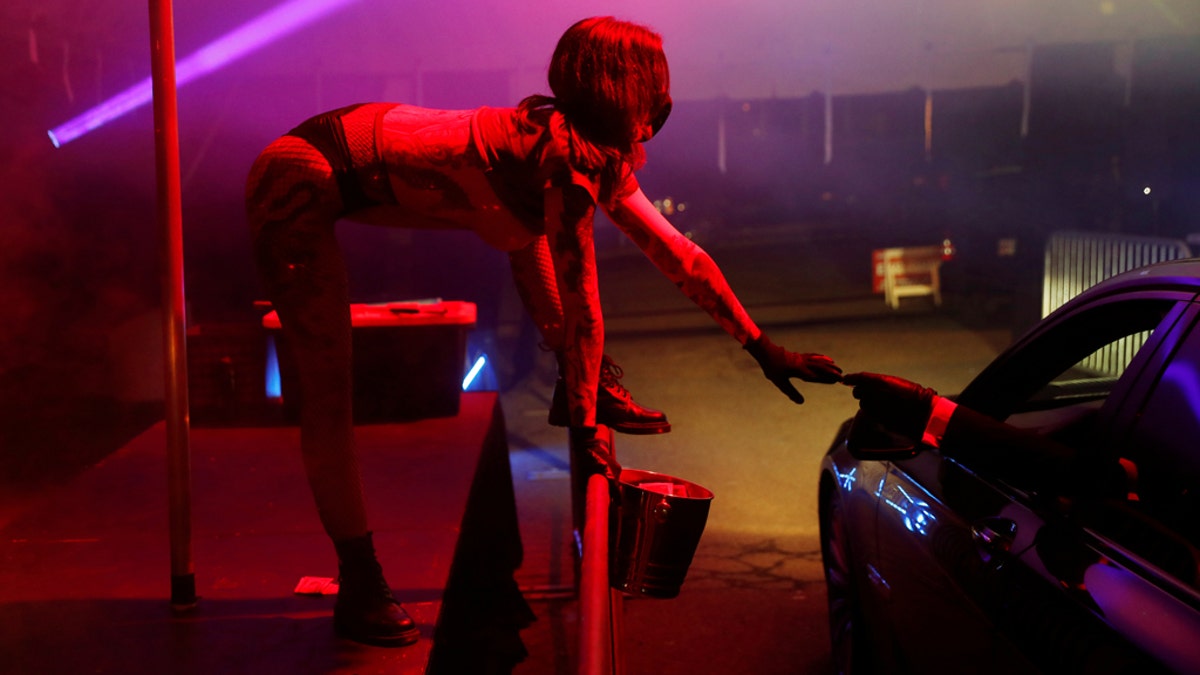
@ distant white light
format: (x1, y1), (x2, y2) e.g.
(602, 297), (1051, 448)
(1144, 186), (1153, 196)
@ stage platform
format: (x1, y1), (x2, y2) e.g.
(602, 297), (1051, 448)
(0, 392), (535, 675)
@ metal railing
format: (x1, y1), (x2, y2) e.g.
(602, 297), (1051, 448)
(569, 425), (624, 675)
(1043, 231), (1192, 317)
(579, 473), (625, 674)
(1043, 231), (1192, 377)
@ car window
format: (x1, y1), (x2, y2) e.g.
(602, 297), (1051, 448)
(959, 297), (1180, 421)
(1020, 325), (1153, 416)
(1121, 316), (1200, 553)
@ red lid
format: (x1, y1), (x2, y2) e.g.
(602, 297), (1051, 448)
(262, 300), (476, 329)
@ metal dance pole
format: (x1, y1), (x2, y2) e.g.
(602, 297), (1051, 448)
(148, 0), (196, 610)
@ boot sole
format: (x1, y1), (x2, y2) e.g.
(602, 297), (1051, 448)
(607, 421), (671, 435)
(334, 622), (421, 647)
(550, 418), (672, 435)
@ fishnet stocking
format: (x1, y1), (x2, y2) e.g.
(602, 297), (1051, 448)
(508, 235), (566, 353)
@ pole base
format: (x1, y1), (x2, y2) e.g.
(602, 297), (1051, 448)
(170, 573), (198, 612)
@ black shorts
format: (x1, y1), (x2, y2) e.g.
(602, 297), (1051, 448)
(286, 103), (393, 212)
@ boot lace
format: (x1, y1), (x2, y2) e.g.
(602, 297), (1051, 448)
(599, 356), (632, 402)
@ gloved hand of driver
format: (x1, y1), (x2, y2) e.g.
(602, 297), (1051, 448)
(841, 372), (937, 440)
(744, 334), (843, 404)
(569, 425), (621, 481)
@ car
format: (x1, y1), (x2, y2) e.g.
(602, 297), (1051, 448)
(819, 257), (1200, 674)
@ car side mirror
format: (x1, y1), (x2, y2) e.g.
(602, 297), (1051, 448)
(845, 411), (923, 461)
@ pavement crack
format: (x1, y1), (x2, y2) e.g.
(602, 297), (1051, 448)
(686, 537), (825, 591)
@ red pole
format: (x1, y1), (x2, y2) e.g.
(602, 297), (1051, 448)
(574, 425), (621, 674)
(580, 472), (613, 675)
(148, 0), (195, 610)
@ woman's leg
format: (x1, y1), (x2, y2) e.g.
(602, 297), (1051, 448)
(508, 235), (565, 352)
(246, 136), (366, 540)
(246, 136), (418, 646)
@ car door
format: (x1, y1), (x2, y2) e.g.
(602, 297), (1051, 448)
(870, 291), (1196, 673)
(1027, 305), (1200, 674)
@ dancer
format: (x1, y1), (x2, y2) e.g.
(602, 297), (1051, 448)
(246, 16), (842, 646)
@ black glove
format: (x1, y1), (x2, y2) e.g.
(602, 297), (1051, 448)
(569, 425), (622, 481)
(744, 334), (843, 404)
(841, 372), (937, 440)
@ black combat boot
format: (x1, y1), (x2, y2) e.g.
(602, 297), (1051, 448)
(332, 532), (420, 647)
(549, 354), (671, 434)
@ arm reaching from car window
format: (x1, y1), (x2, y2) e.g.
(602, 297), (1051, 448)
(842, 372), (1132, 497)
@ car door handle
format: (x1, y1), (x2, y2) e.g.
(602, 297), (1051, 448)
(971, 516), (1018, 559)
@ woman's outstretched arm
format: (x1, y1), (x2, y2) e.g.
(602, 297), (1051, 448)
(605, 188), (760, 345)
(605, 188), (841, 402)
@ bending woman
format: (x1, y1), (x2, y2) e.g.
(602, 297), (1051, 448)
(245, 16), (842, 647)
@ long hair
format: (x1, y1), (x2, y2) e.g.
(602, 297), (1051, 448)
(519, 17), (671, 204)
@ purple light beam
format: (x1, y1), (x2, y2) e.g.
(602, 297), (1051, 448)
(48, 0), (360, 147)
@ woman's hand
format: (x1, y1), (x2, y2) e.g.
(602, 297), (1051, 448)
(744, 334), (842, 404)
(570, 425), (621, 481)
